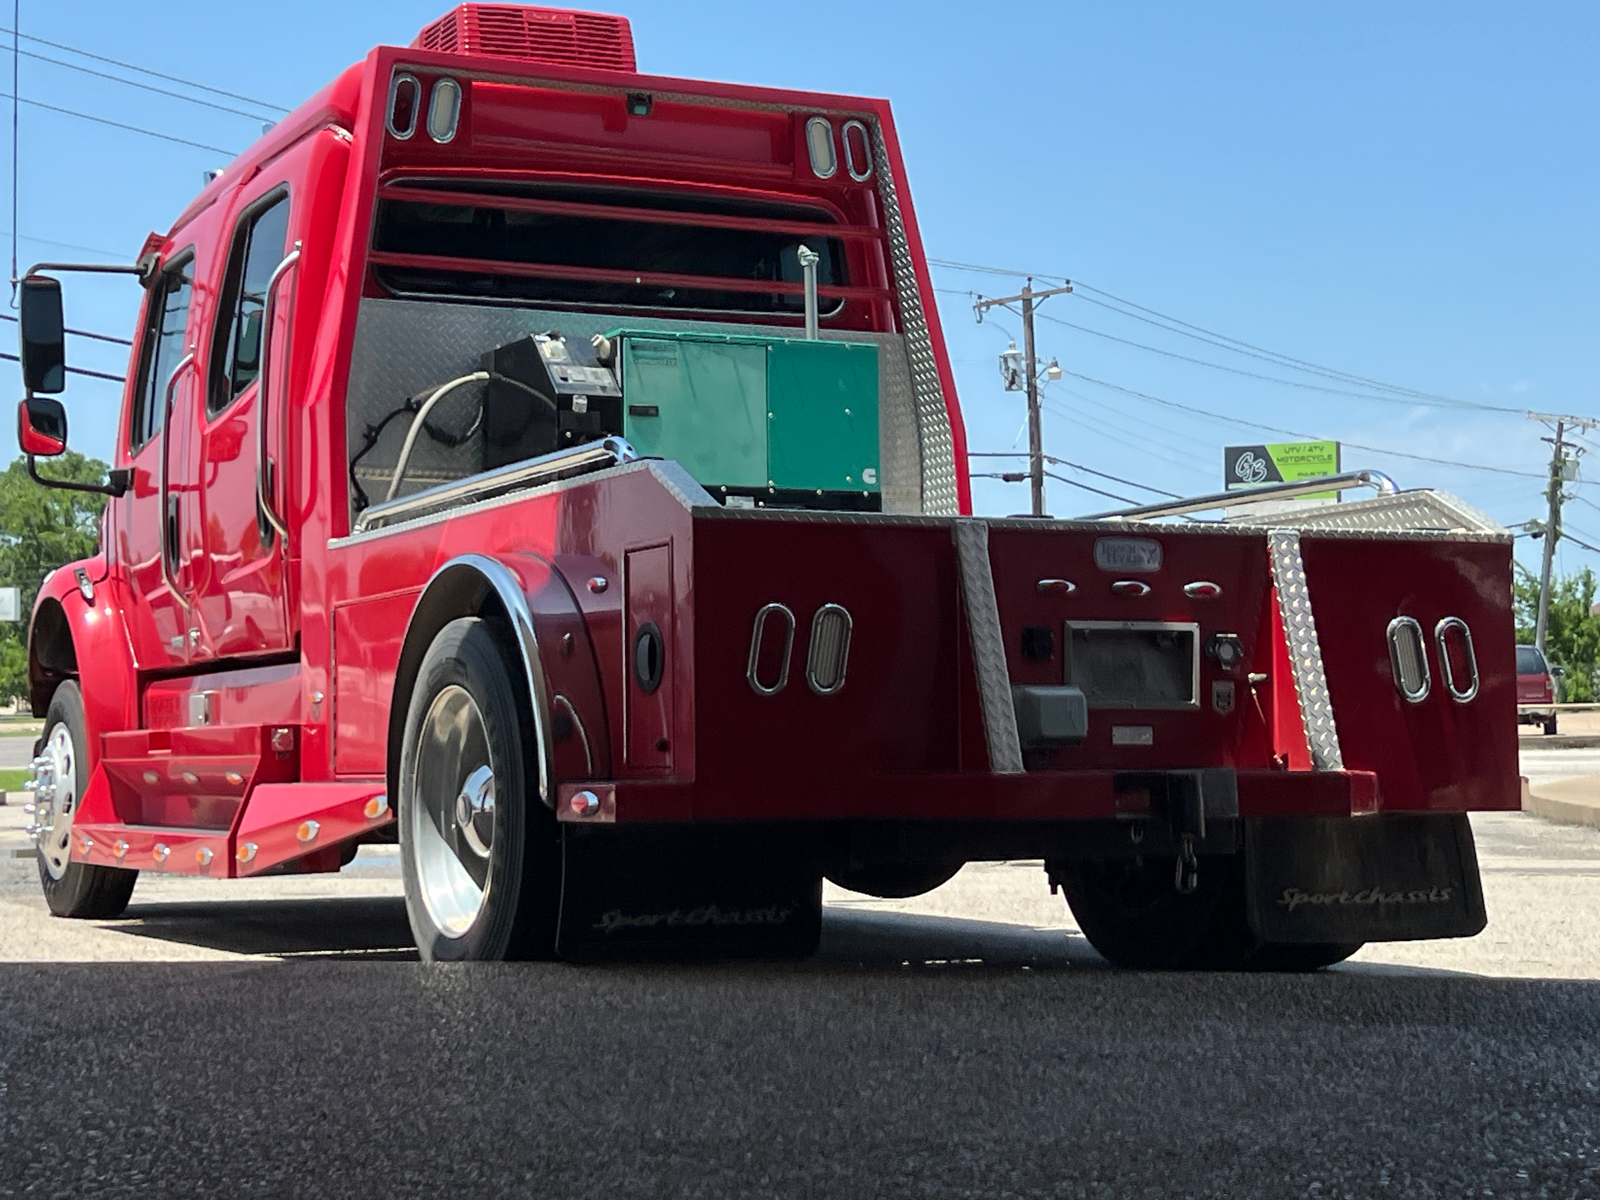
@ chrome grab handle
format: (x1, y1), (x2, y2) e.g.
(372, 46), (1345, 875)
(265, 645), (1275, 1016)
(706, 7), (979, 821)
(1434, 616), (1480, 703)
(158, 352), (198, 610)
(256, 242), (302, 546)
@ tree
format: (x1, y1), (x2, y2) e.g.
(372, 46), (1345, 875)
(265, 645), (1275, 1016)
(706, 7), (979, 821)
(1512, 562), (1600, 701)
(0, 453), (110, 705)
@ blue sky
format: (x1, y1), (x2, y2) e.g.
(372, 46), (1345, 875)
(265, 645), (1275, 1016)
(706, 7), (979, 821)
(9, 1), (1599, 577)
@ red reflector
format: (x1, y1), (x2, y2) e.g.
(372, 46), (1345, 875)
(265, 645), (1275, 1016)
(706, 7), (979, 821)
(414, 5), (637, 73)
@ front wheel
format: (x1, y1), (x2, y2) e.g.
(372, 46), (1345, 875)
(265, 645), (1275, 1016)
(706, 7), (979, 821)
(1052, 854), (1360, 972)
(399, 617), (560, 962)
(1544, 714), (1559, 736)
(33, 681), (138, 919)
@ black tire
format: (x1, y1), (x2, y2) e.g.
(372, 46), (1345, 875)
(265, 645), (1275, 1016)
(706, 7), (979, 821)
(1053, 854), (1360, 972)
(36, 681), (138, 919)
(1544, 714), (1559, 736)
(398, 617), (560, 962)
(825, 860), (963, 899)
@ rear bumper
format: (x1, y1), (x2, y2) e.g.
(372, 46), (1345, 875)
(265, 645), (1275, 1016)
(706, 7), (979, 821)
(565, 765), (1522, 824)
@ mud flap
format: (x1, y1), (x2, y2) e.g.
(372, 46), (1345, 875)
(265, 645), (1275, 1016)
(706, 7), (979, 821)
(1245, 814), (1486, 944)
(556, 825), (823, 962)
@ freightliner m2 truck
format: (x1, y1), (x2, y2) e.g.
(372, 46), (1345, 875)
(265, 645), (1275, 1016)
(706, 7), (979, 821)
(16, 4), (1516, 964)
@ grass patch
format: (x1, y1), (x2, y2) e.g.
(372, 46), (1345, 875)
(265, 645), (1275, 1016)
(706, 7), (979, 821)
(0, 768), (31, 793)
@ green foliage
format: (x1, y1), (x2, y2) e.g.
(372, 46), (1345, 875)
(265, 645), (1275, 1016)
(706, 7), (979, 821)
(0, 453), (110, 705)
(1513, 562), (1600, 701)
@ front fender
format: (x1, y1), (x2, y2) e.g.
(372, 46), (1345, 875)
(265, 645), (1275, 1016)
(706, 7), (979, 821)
(28, 558), (137, 771)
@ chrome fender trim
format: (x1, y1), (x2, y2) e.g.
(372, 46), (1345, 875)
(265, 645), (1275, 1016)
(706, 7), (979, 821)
(403, 553), (555, 809)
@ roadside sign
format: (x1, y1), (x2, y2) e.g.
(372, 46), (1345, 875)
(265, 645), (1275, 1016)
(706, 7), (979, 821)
(1225, 441), (1341, 498)
(0, 587), (18, 622)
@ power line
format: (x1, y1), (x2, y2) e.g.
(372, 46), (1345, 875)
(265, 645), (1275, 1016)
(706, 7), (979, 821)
(1034, 307), (1517, 415)
(1044, 469), (1137, 506)
(0, 26), (288, 113)
(1064, 292), (1526, 417)
(931, 258), (1553, 419)
(969, 450), (1181, 498)
(1068, 280), (1530, 416)
(0, 311), (131, 345)
(0, 91), (237, 155)
(9, 44), (279, 122)
(1, 227), (128, 261)
(0, 348), (122, 382)
(1060, 367), (1549, 480)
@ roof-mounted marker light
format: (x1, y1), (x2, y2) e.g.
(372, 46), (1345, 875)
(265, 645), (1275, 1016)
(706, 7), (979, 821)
(387, 72), (421, 140)
(626, 92), (652, 117)
(427, 77), (462, 144)
(805, 117), (837, 180)
(841, 119), (873, 181)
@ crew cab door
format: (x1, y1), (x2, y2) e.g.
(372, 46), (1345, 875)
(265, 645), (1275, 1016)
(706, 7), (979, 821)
(189, 136), (328, 659)
(117, 253), (200, 669)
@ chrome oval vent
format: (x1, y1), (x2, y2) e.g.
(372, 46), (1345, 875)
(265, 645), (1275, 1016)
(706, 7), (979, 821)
(1387, 616), (1431, 703)
(806, 604), (853, 696)
(1434, 617), (1479, 703)
(747, 603), (796, 696)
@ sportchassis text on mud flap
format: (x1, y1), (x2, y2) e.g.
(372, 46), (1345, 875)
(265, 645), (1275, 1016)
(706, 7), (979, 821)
(15, 4), (1517, 966)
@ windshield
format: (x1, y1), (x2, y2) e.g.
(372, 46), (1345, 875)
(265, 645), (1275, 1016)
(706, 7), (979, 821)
(1516, 645), (1548, 675)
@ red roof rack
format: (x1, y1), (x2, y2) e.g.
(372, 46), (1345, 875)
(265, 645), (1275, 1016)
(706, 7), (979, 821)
(413, 4), (637, 73)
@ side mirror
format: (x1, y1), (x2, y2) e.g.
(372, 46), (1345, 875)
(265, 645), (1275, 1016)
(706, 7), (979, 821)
(1551, 666), (1567, 678)
(18, 275), (66, 394)
(17, 396), (67, 457)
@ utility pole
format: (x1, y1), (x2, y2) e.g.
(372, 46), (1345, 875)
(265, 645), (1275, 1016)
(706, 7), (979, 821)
(1530, 412), (1597, 654)
(974, 278), (1072, 516)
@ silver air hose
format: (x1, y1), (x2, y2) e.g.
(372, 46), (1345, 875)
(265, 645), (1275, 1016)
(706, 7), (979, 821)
(386, 371), (490, 502)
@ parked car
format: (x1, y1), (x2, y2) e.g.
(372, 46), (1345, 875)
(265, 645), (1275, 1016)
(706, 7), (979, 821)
(1517, 644), (1561, 734)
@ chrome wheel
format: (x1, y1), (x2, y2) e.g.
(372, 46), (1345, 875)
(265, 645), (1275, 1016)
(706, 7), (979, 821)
(28, 724), (77, 881)
(409, 684), (497, 938)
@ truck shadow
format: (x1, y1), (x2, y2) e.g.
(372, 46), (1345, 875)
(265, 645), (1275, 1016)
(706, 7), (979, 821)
(103, 897), (1101, 968)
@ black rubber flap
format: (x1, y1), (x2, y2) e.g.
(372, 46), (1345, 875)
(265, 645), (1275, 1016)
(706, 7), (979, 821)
(1245, 814), (1486, 944)
(556, 825), (822, 962)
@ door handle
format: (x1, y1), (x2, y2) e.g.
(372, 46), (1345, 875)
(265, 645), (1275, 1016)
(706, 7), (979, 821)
(256, 242), (302, 547)
(158, 351), (197, 610)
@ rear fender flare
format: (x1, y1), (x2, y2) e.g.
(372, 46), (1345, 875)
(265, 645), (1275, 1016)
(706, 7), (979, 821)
(388, 554), (555, 811)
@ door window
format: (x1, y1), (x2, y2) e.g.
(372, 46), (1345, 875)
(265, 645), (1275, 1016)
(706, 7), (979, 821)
(128, 257), (195, 451)
(209, 193), (291, 416)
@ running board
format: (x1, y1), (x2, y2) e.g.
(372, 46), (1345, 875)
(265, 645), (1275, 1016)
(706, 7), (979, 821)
(70, 724), (391, 877)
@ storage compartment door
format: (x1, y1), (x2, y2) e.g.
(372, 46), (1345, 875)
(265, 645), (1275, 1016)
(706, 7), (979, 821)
(620, 337), (767, 490)
(624, 544), (675, 770)
(767, 340), (879, 494)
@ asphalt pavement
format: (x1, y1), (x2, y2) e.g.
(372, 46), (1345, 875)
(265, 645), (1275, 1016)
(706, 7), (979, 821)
(0, 745), (1597, 1196)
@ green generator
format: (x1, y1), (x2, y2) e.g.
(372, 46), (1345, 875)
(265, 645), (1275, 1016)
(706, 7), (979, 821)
(610, 330), (880, 506)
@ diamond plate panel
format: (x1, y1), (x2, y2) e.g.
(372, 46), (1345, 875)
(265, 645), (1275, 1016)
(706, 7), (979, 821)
(347, 299), (924, 518)
(952, 519), (1023, 774)
(1268, 530), (1344, 772)
(1232, 489), (1506, 537)
(869, 121), (959, 517)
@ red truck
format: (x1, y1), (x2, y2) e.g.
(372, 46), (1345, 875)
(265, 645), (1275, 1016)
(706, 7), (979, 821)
(16, 4), (1517, 966)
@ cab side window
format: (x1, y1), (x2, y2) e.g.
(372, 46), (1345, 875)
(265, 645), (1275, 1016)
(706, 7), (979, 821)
(128, 257), (196, 452)
(209, 193), (291, 416)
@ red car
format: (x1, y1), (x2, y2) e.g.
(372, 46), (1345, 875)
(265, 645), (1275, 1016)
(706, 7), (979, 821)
(1517, 644), (1559, 734)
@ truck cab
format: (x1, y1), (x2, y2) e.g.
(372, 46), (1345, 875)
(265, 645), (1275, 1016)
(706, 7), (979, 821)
(17, 4), (1519, 965)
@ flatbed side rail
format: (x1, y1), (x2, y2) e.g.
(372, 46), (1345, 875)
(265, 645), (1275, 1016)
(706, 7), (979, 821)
(1080, 470), (1399, 521)
(353, 436), (640, 533)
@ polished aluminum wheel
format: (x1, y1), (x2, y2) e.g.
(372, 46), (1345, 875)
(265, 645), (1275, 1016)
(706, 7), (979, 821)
(409, 684), (498, 938)
(29, 725), (77, 881)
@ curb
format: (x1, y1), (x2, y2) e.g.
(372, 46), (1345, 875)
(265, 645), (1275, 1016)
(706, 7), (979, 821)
(1523, 776), (1600, 831)
(1518, 735), (1600, 751)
